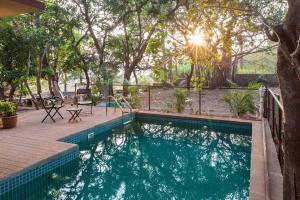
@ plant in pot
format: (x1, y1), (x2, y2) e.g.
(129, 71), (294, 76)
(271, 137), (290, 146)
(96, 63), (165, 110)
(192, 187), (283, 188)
(0, 102), (17, 129)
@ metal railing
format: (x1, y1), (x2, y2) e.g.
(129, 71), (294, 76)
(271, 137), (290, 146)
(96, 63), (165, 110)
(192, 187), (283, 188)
(105, 95), (132, 126)
(111, 84), (258, 115)
(264, 89), (284, 172)
(118, 95), (133, 113)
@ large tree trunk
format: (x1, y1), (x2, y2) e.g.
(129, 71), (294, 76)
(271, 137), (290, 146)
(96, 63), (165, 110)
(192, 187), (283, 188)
(81, 0), (108, 80)
(278, 49), (300, 200)
(36, 51), (45, 94)
(51, 72), (61, 95)
(24, 80), (39, 110)
(209, 56), (232, 87)
(26, 53), (39, 109)
(133, 70), (138, 85)
(36, 75), (42, 94)
(83, 68), (90, 89)
(0, 86), (4, 99)
(9, 84), (16, 101)
(123, 69), (132, 96)
(47, 76), (53, 94)
(186, 63), (194, 88)
(266, 1), (300, 199)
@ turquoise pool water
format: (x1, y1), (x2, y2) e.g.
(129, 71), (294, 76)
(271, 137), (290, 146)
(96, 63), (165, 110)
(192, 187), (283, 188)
(1, 116), (252, 200)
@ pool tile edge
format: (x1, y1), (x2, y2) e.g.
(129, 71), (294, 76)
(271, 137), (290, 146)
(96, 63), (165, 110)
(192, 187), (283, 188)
(0, 146), (79, 196)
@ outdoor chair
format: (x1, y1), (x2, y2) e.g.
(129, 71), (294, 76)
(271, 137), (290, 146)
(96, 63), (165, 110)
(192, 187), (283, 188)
(54, 90), (66, 102)
(39, 92), (64, 123)
(75, 88), (93, 114)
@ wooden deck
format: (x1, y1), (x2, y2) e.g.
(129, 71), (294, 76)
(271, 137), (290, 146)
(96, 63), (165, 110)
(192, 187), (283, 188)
(0, 106), (123, 181)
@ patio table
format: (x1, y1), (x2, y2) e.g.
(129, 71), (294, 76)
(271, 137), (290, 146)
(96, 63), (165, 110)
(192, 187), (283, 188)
(66, 108), (82, 122)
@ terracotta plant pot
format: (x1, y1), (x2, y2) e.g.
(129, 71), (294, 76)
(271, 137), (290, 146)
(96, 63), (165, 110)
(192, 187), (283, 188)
(1, 115), (17, 129)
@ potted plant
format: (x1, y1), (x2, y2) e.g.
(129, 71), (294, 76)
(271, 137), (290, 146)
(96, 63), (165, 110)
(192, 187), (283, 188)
(0, 101), (17, 129)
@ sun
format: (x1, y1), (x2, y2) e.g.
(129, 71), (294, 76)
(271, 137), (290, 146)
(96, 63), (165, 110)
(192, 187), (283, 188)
(188, 31), (205, 46)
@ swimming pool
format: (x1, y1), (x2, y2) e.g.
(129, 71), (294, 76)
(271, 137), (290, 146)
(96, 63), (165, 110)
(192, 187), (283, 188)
(0, 115), (252, 200)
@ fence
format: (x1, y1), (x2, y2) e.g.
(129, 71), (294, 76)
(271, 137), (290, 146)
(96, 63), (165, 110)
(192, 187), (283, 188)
(109, 84), (259, 117)
(263, 89), (284, 172)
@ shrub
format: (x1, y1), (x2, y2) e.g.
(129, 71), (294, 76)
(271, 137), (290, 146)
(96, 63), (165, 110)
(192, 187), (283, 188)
(163, 102), (173, 113)
(0, 102), (17, 117)
(160, 81), (174, 88)
(186, 98), (194, 114)
(92, 95), (100, 106)
(222, 91), (256, 117)
(128, 87), (142, 109)
(174, 89), (188, 113)
(248, 82), (262, 90)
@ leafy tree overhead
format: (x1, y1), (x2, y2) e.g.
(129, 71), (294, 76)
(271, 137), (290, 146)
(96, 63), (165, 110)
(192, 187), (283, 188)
(0, 23), (32, 100)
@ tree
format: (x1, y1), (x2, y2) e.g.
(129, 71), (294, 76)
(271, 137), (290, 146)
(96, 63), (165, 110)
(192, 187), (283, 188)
(265, 0), (300, 199)
(0, 23), (29, 100)
(103, 0), (183, 94)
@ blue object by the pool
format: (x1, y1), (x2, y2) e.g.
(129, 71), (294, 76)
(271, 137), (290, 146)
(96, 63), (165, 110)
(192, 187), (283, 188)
(1, 116), (252, 200)
(97, 102), (127, 107)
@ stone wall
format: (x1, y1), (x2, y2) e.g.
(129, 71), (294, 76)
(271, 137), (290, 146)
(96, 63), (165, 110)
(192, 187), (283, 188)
(234, 74), (279, 87)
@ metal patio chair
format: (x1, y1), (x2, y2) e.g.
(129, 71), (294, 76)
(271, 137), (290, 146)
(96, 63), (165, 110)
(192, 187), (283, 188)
(39, 92), (64, 123)
(75, 88), (93, 114)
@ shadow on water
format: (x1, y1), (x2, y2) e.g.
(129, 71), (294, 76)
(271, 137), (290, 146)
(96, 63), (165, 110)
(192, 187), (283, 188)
(1, 117), (251, 200)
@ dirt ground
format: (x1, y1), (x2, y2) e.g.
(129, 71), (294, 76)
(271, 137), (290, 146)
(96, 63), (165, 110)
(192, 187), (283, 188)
(140, 88), (262, 118)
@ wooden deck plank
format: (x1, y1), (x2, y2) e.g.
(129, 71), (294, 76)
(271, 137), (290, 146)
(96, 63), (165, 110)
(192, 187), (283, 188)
(0, 106), (123, 181)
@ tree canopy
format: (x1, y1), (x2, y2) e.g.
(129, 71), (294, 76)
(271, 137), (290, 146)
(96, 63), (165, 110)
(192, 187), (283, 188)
(0, 0), (284, 97)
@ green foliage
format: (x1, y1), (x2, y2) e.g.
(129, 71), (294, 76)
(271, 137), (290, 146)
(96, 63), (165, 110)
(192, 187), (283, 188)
(163, 102), (173, 113)
(146, 32), (166, 54)
(174, 89), (189, 113)
(0, 102), (17, 117)
(186, 98), (195, 114)
(237, 50), (277, 74)
(177, 60), (192, 75)
(128, 87), (141, 109)
(92, 95), (100, 106)
(192, 76), (206, 92)
(139, 77), (154, 86)
(0, 0), (282, 100)
(248, 82), (262, 90)
(91, 85), (101, 96)
(0, 25), (31, 87)
(222, 91), (256, 117)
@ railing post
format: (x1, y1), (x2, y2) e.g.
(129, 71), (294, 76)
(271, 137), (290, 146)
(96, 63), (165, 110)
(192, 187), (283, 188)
(278, 108), (282, 145)
(264, 89), (285, 173)
(198, 90), (201, 115)
(267, 90), (270, 121)
(272, 95), (275, 137)
(148, 85), (151, 111)
(263, 89), (268, 118)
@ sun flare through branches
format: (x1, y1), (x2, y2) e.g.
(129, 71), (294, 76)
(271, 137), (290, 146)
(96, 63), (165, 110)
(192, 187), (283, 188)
(188, 30), (205, 46)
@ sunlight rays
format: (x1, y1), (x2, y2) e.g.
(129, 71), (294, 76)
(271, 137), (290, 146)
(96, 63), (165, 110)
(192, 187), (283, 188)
(188, 30), (205, 46)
